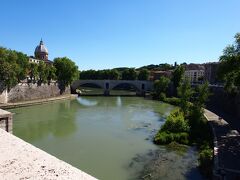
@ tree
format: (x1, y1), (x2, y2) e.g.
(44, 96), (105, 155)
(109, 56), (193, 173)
(108, 69), (119, 80)
(177, 80), (193, 116)
(53, 57), (79, 86)
(152, 76), (170, 100)
(46, 65), (57, 83)
(121, 68), (137, 80)
(14, 51), (29, 82)
(138, 69), (149, 80)
(188, 82), (210, 141)
(172, 65), (185, 89)
(0, 61), (18, 90)
(194, 82), (210, 109)
(218, 32), (240, 94)
(29, 63), (38, 81)
(38, 61), (48, 83)
(0, 47), (29, 89)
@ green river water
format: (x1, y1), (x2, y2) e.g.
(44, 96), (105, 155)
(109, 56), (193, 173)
(11, 96), (202, 180)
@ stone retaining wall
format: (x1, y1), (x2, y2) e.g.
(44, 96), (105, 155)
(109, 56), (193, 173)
(206, 86), (240, 118)
(0, 83), (70, 103)
(0, 109), (12, 133)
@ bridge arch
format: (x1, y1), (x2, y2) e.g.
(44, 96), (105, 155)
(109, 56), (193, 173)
(77, 82), (104, 89)
(110, 82), (141, 92)
(71, 80), (153, 96)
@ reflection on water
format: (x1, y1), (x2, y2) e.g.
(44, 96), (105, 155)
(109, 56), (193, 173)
(116, 96), (122, 107)
(77, 97), (98, 106)
(11, 97), (202, 180)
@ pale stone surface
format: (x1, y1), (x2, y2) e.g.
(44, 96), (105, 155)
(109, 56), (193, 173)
(0, 109), (12, 133)
(0, 129), (97, 180)
(8, 83), (70, 103)
(0, 89), (8, 104)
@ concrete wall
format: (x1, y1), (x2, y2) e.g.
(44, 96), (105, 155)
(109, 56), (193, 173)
(0, 83), (70, 103)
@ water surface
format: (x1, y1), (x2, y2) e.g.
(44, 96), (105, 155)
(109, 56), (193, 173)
(11, 97), (202, 180)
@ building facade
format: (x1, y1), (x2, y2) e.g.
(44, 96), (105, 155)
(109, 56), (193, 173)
(184, 64), (205, 83)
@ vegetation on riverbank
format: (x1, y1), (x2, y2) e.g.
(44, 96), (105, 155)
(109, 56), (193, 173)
(152, 66), (213, 177)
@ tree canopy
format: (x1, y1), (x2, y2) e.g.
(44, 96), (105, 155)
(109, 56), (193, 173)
(218, 32), (240, 94)
(121, 68), (137, 80)
(0, 47), (29, 90)
(80, 69), (119, 80)
(53, 57), (79, 86)
(137, 69), (149, 80)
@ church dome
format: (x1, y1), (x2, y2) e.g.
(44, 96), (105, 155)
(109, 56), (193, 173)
(35, 39), (48, 54)
(34, 39), (49, 60)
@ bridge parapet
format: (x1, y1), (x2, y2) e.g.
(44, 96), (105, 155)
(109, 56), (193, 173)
(71, 80), (153, 96)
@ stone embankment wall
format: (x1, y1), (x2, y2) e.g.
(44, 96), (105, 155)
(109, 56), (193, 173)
(0, 109), (12, 133)
(0, 83), (70, 103)
(206, 87), (240, 118)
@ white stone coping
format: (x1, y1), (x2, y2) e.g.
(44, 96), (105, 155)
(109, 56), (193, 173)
(0, 129), (97, 180)
(0, 109), (11, 118)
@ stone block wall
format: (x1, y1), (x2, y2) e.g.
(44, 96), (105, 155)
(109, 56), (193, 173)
(0, 109), (13, 133)
(206, 87), (240, 118)
(0, 83), (70, 103)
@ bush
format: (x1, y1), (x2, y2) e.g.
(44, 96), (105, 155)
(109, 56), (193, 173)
(161, 110), (190, 133)
(159, 92), (166, 101)
(154, 132), (189, 145)
(164, 97), (181, 106)
(199, 147), (213, 177)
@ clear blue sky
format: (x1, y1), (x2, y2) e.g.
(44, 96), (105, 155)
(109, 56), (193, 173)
(1, 0), (240, 70)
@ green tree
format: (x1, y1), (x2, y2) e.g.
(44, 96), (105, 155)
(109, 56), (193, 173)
(53, 57), (79, 86)
(0, 47), (29, 83)
(46, 65), (57, 83)
(0, 47), (30, 89)
(177, 80), (193, 116)
(121, 68), (137, 80)
(14, 51), (29, 82)
(38, 61), (48, 83)
(172, 65), (185, 92)
(188, 82), (210, 141)
(0, 61), (18, 90)
(218, 32), (240, 94)
(29, 63), (38, 81)
(194, 82), (210, 109)
(109, 69), (119, 80)
(138, 69), (149, 80)
(152, 76), (170, 100)
(161, 109), (190, 133)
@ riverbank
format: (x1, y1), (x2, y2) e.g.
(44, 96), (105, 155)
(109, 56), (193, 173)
(0, 94), (77, 110)
(152, 96), (213, 177)
(153, 95), (240, 179)
(0, 128), (96, 180)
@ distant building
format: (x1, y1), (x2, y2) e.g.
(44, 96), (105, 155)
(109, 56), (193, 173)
(204, 62), (219, 84)
(149, 70), (173, 81)
(29, 39), (53, 64)
(184, 64), (205, 83)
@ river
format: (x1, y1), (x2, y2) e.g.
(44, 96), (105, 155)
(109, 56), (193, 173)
(11, 96), (202, 180)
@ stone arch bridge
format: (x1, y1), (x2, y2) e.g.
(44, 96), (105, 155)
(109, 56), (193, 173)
(71, 80), (154, 96)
